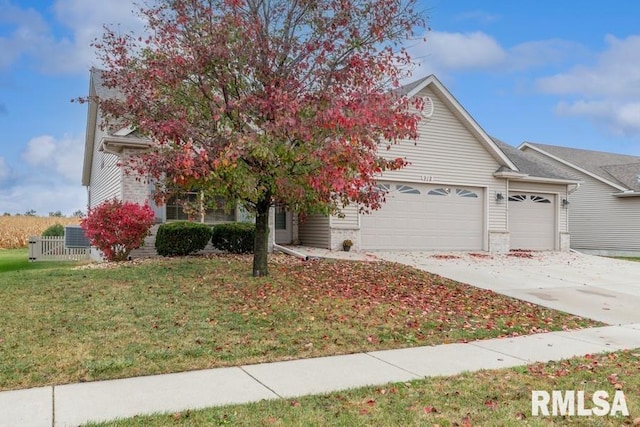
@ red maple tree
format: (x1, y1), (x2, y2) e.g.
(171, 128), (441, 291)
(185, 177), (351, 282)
(90, 0), (425, 276)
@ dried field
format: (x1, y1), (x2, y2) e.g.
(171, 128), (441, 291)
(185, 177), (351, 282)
(0, 216), (81, 249)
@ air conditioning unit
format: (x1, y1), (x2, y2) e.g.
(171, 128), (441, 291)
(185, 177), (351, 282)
(65, 225), (91, 248)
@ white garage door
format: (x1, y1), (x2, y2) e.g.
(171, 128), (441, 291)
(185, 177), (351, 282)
(509, 192), (556, 250)
(360, 183), (484, 250)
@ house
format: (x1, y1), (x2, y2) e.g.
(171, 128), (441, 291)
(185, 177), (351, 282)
(82, 70), (577, 254)
(82, 68), (287, 256)
(297, 75), (579, 253)
(519, 142), (640, 256)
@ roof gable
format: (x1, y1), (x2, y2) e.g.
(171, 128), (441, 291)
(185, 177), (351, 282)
(520, 142), (640, 191)
(401, 75), (518, 171)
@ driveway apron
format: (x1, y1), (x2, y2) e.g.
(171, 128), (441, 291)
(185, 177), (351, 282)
(374, 251), (640, 325)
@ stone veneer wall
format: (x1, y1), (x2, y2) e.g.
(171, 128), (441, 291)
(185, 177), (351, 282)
(330, 228), (359, 252)
(120, 148), (150, 205)
(488, 231), (509, 253)
(559, 232), (570, 252)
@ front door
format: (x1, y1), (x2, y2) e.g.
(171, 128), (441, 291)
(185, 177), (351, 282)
(274, 205), (292, 244)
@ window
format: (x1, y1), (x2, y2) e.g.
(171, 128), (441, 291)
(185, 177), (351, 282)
(455, 189), (478, 198)
(166, 192), (234, 223)
(531, 195), (551, 204)
(508, 194), (526, 202)
(275, 205), (287, 230)
(427, 187), (451, 196)
(396, 184), (420, 194)
(373, 183), (391, 193)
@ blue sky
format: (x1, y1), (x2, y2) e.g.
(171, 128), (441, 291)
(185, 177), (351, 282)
(1, 0), (640, 215)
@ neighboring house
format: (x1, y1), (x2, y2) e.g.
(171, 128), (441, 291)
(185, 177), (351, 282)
(519, 143), (640, 256)
(82, 70), (577, 254)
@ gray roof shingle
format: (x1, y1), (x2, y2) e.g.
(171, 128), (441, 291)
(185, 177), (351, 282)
(492, 138), (575, 181)
(524, 142), (640, 191)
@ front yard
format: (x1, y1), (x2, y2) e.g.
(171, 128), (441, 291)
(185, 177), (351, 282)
(0, 253), (600, 391)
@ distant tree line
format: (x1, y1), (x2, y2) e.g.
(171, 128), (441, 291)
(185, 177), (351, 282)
(1, 209), (85, 217)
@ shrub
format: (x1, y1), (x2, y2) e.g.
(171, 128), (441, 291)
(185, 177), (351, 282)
(211, 222), (255, 254)
(155, 221), (212, 257)
(42, 223), (65, 237)
(81, 199), (155, 262)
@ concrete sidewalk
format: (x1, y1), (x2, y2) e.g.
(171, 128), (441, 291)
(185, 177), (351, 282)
(2, 324), (640, 427)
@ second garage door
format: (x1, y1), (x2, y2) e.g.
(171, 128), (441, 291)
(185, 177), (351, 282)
(360, 183), (484, 250)
(508, 192), (556, 250)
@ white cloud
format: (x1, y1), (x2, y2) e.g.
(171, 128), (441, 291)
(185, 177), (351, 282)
(556, 100), (640, 137)
(0, 0), (145, 74)
(0, 134), (86, 215)
(417, 30), (506, 72)
(0, 182), (85, 216)
(538, 35), (640, 138)
(46, 0), (147, 73)
(409, 31), (585, 77)
(21, 134), (84, 183)
(538, 35), (640, 98)
(0, 2), (51, 69)
(22, 135), (57, 166)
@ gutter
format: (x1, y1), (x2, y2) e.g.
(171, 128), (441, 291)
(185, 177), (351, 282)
(273, 243), (309, 261)
(613, 191), (640, 198)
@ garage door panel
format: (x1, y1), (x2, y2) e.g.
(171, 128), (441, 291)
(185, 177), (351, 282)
(360, 183), (484, 250)
(509, 193), (555, 250)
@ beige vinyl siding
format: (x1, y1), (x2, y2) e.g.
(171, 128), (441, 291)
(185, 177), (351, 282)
(520, 147), (640, 252)
(379, 86), (508, 231)
(330, 205), (359, 228)
(298, 214), (330, 248)
(571, 182), (640, 251)
(508, 181), (568, 234)
(88, 126), (122, 208)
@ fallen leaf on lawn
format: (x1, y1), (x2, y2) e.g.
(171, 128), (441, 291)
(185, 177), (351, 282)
(290, 400), (300, 407)
(424, 405), (438, 414)
(484, 399), (498, 410)
(515, 412), (526, 420)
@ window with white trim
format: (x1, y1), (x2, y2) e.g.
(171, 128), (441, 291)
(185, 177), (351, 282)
(427, 187), (451, 196)
(531, 195), (551, 203)
(455, 188), (478, 198)
(396, 184), (420, 194)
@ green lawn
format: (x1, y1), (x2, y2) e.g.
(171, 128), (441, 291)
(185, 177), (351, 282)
(0, 248), (84, 273)
(0, 254), (601, 392)
(88, 349), (640, 426)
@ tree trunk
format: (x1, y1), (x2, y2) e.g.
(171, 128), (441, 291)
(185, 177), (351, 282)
(252, 197), (271, 277)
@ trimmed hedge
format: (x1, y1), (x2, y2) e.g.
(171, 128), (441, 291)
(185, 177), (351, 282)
(42, 223), (65, 237)
(155, 221), (212, 257)
(211, 222), (255, 254)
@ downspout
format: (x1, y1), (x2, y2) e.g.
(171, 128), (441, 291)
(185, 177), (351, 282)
(273, 243), (309, 261)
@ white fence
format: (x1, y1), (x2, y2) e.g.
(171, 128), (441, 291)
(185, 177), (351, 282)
(28, 236), (90, 262)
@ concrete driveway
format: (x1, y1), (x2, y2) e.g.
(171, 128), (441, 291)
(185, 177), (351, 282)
(374, 251), (640, 325)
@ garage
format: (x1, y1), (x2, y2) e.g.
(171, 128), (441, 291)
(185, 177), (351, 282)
(508, 192), (556, 250)
(360, 182), (484, 250)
